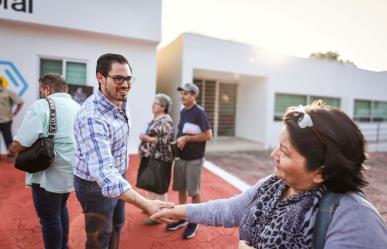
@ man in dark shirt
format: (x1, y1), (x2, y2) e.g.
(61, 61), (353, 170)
(166, 82), (212, 239)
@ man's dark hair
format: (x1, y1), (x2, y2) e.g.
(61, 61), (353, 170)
(96, 53), (132, 77)
(283, 100), (368, 193)
(39, 73), (67, 92)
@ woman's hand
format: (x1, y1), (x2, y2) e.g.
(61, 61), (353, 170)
(144, 200), (175, 216)
(150, 205), (187, 223)
(139, 133), (156, 143)
(139, 133), (147, 141)
(238, 240), (255, 249)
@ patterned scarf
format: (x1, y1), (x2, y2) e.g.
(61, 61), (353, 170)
(240, 175), (326, 249)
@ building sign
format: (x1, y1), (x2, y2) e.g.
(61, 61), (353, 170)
(0, 0), (33, 14)
(0, 60), (29, 96)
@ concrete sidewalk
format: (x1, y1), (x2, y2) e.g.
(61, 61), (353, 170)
(0, 155), (240, 249)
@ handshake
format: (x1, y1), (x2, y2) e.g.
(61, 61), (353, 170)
(144, 200), (255, 249)
(144, 200), (187, 224)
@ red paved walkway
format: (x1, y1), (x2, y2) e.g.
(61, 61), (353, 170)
(0, 155), (240, 249)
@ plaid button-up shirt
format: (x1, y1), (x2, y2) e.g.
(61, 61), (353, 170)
(73, 90), (131, 198)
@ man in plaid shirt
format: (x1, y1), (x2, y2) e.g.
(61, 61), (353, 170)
(73, 53), (173, 249)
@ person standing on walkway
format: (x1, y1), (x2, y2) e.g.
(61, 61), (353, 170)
(10, 73), (80, 249)
(73, 53), (173, 249)
(137, 93), (175, 225)
(166, 82), (212, 239)
(0, 78), (23, 161)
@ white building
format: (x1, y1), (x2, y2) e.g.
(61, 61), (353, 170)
(0, 0), (161, 153)
(157, 33), (387, 151)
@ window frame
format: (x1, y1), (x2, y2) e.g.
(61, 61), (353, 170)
(274, 93), (307, 121)
(354, 99), (387, 123)
(310, 95), (341, 108)
(274, 93), (342, 121)
(39, 56), (87, 86)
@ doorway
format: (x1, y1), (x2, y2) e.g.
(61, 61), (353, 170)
(194, 79), (237, 137)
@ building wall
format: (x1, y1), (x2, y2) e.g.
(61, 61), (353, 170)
(236, 76), (267, 143)
(265, 57), (387, 149)
(159, 33), (387, 151)
(179, 34), (272, 140)
(156, 35), (184, 127)
(0, 0), (161, 43)
(0, 21), (158, 153)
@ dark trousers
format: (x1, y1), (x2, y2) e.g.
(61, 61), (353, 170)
(74, 176), (125, 249)
(0, 121), (13, 151)
(31, 184), (70, 249)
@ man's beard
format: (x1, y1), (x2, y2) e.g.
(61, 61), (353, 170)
(105, 85), (128, 102)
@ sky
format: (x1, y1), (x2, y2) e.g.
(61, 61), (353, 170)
(161, 0), (387, 72)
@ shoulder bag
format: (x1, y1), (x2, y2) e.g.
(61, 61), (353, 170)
(15, 97), (57, 173)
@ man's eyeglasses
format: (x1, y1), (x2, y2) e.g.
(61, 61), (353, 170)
(106, 75), (134, 85)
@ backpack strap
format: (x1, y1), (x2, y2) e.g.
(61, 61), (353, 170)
(352, 192), (384, 222)
(44, 97), (57, 137)
(313, 191), (384, 249)
(313, 192), (342, 249)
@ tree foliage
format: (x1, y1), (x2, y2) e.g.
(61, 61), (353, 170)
(310, 51), (355, 66)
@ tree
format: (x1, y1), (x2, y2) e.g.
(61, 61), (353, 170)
(310, 51), (355, 66)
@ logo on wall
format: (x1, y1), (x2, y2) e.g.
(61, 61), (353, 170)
(0, 61), (29, 96)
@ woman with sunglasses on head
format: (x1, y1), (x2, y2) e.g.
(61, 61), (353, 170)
(151, 101), (387, 249)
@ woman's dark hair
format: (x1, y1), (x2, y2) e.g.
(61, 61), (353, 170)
(39, 73), (67, 92)
(283, 100), (368, 193)
(96, 53), (132, 77)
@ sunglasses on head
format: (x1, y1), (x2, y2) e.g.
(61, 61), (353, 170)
(295, 105), (326, 145)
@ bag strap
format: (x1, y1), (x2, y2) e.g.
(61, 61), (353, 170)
(313, 191), (384, 249)
(352, 192), (384, 222)
(313, 192), (342, 249)
(44, 97), (57, 137)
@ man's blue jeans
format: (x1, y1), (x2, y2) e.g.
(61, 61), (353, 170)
(74, 176), (125, 249)
(31, 184), (70, 249)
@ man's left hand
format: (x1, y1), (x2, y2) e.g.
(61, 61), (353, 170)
(176, 136), (187, 150)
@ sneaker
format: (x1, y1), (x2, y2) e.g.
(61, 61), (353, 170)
(166, 219), (189, 231)
(182, 223), (199, 239)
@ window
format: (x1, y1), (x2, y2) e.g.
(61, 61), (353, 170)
(274, 94), (307, 120)
(40, 59), (62, 76)
(372, 101), (387, 122)
(310, 96), (340, 108)
(354, 100), (371, 122)
(40, 58), (87, 85)
(353, 100), (387, 122)
(66, 62), (87, 85)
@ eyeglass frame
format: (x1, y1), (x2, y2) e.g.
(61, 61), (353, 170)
(106, 75), (135, 85)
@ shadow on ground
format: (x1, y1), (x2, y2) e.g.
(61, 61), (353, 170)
(0, 155), (239, 249)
